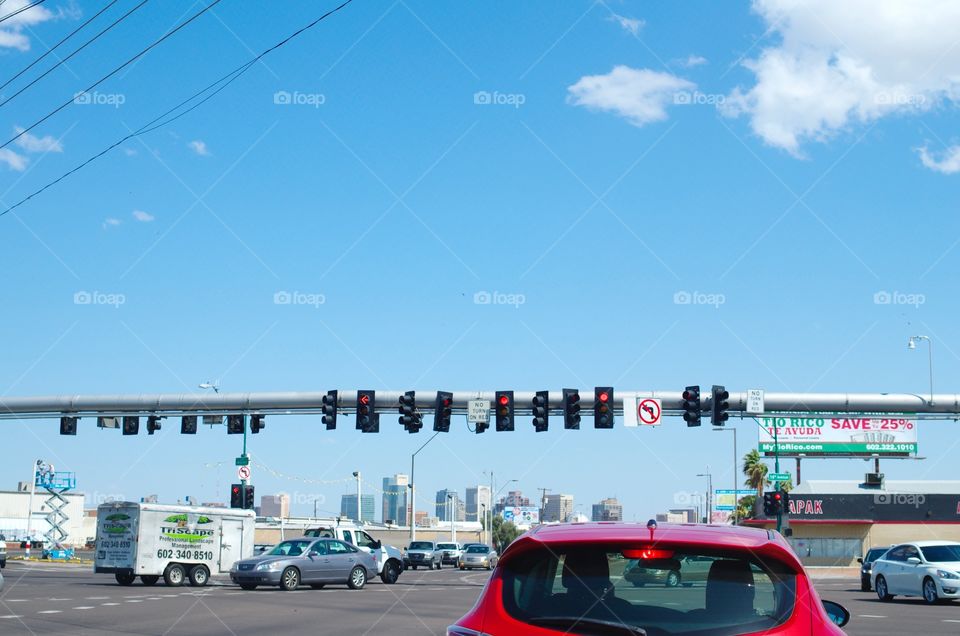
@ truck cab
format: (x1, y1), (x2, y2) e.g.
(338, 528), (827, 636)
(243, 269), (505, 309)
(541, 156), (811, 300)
(304, 524), (404, 584)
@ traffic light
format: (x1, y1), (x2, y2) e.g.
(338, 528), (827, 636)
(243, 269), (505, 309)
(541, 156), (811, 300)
(146, 416), (161, 435)
(562, 388), (581, 429)
(780, 488), (790, 516)
(594, 387), (613, 428)
(495, 391), (514, 432)
(227, 414), (245, 435)
(433, 391), (453, 432)
(322, 390), (338, 430)
(181, 415), (197, 435)
(763, 490), (784, 516)
(230, 484), (243, 508)
(59, 416), (77, 436)
(711, 385), (730, 426)
(532, 391), (549, 432)
(356, 390), (375, 431)
(399, 391), (422, 433)
(682, 385), (701, 427)
(122, 416), (139, 436)
(243, 484), (255, 510)
(250, 414), (265, 434)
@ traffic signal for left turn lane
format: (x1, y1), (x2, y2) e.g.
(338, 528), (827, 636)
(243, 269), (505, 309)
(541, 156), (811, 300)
(356, 390), (375, 431)
(433, 391), (453, 432)
(230, 484), (243, 509)
(243, 485), (255, 510)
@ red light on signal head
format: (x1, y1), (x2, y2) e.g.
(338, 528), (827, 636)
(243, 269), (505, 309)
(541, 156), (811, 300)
(499, 395), (510, 406)
(622, 547), (675, 560)
(774, 493), (782, 500)
(598, 392), (609, 403)
(232, 486), (240, 493)
(359, 394), (370, 405)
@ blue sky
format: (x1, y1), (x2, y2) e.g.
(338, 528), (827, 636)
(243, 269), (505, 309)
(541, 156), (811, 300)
(2, 0), (960, 523)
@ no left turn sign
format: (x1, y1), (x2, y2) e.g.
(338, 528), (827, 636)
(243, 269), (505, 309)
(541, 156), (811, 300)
(237, 465), (251, 480)
(638, 398), (662, 426)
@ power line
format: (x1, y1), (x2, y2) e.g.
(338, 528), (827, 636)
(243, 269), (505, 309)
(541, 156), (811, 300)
(0, 0), (224, 152)
(0, 0), (48, 26)
(0, 0), (121, 93)
(0, 0), (148, 108)
(0, 0), (356, 218)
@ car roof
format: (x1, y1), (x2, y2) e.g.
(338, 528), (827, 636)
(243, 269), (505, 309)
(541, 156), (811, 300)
(898, 540), (960, 547)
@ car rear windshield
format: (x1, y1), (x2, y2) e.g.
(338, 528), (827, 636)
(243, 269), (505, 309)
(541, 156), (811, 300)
(466, 545), (488, 554)
(500, 544), (797, 635)
(438, 544), (458, 550)
(409, 542), (433, 550)
(866, 548), (887, 561)
(920, 544), (960, 562)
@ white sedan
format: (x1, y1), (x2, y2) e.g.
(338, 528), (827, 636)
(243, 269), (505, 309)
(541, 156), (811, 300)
(872, 541), (960, 604)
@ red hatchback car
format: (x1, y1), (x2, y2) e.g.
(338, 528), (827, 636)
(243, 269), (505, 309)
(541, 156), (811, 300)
(449, 521), (849, 635)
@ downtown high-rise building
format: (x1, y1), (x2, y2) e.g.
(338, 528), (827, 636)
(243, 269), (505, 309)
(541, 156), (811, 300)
(465, 485), (491, 522)
(591, 497), (623, 522)
(340, 494), (375, 523)
(382, 474), (409, 526)
(543, 494), (574, 522)
(436, 489), (465, 522)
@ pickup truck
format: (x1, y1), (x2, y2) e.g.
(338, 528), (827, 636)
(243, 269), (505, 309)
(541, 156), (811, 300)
(404, 540), (442, 570)
(304, 524), (404, 584)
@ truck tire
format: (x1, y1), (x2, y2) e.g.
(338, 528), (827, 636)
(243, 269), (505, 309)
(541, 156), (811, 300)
(348, 566), (367, 590)
(141, 575), (159, 586)
(380, 560), (400, 584)
(279, 566), (300, 591)
(164, 563), (186, 587)
(189, 565), (209, 587)
(115, 572), (136, 586)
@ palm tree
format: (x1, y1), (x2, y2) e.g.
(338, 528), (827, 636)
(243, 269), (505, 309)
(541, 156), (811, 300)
(742, 449), (769, 497)
(733, 495), (756, 521)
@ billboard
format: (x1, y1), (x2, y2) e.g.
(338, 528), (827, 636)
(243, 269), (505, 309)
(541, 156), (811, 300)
(714, 489), (756, 511)
(758, 416), (917, 457)
(502, 506), (539, 526)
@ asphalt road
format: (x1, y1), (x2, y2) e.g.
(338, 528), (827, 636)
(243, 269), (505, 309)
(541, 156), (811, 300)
(0, 562), (957, 635)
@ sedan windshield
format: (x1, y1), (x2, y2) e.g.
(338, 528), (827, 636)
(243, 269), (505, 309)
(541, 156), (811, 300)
(267, 540), (313, 556)
(466, 546), (489, 554)
(500, 544), (796, 635)
(409, 542), (433, 550)
(437, 544), (458, 550)
(920, 544), (960, 562)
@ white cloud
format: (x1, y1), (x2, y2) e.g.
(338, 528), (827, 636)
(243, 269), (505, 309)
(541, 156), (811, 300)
(917, 145), (960, 174)
(0, 0), (58, 51)
(14, 127), (63, 153)
(568, 66), (695, 127)
(0, 148), (28, 171)
(607, 13), (644, 37)
(123, 147), (137, 157)
(680, 55), (708, 68)
(187, 140), (210, 156)
(132, 210), (155, 222)
(102, 218), (122, 229)
(726, 0), (960, 155)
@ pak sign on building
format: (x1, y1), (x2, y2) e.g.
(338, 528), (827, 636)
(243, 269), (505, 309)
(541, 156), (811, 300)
(758, 416), (918, 457)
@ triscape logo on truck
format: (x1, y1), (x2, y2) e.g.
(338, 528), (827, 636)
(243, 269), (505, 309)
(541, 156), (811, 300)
(102, 513), (132, 535)
(159, 514), (215, 544)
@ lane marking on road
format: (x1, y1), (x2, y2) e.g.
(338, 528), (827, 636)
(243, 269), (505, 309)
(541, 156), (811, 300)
(72, 606), (95, 610)
(858, 614), (887, 618)
(124, 600), (142, 603)
(943, 619), (960, 623)
(4, 599), (28, 603)
(48, 598), (71, 601)
(0, 615), (23, 619)
(37, 610), (61, 614)
(85, 596), (110, 600)
(102, 603), (120, 606)
(146, 597), (163, 600)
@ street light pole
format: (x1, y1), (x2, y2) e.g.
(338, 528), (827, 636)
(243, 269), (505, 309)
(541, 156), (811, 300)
(696, 469), (712, 523)
(714, 427), (738, 524)
(410, 431), (439, 542)
(908, 335), (934, 406)
(352, 471), (361, 523)
(447, 493), (455, 542)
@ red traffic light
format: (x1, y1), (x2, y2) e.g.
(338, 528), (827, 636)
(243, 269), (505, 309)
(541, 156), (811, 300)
(232, 486), (240, 494)
(774, 493), (782, 501)
(359, 394), (370, 405)
(598, 391), (609, 403)
(498, 395), (510, 406)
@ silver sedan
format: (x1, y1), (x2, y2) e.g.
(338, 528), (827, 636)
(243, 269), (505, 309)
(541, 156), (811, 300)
(230, 537), (377, 591)
(458, 544), (498, 570)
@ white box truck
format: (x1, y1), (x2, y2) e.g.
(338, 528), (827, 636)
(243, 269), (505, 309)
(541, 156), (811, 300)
(94, 502), (255, 587)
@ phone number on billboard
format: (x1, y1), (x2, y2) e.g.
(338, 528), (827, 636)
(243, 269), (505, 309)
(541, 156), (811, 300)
(865, 443), (916, 452)
(157, 549), (214, 561)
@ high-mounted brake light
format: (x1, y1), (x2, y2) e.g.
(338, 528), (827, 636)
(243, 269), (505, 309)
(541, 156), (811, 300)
(622, 547), (675, 560)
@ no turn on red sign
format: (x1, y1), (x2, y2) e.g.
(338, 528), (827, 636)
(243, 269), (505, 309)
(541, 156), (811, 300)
(623, 397), (662, 427)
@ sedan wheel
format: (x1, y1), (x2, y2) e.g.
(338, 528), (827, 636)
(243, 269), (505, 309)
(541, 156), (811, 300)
(876, 576), (893, 601)
(348, 566), (367, 590)
(280, 567), (300, 591)
(923, 578), (940, 605)
(665, 570), (681, 587)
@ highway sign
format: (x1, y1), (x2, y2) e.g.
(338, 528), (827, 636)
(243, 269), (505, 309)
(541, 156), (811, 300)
(714, 489), (755, 511)
(746, 389), (765, 414)
(237, 465), (251, 481)
(769, 472), (790, 482)
(467, 399), (490, 423)
(638, 398), (662, 426)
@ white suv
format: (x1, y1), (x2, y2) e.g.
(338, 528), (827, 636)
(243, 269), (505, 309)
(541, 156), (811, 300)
(872, 541), (960, 604)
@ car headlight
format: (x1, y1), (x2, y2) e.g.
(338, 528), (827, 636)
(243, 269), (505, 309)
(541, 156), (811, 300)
(256, 562), (282, 571)
(937, 569), (959, 580)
